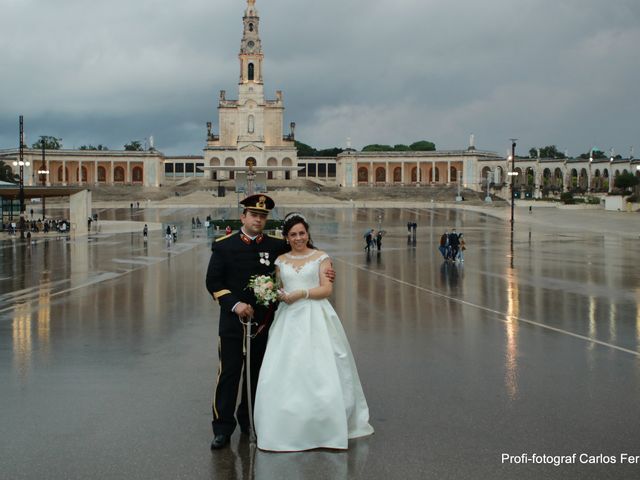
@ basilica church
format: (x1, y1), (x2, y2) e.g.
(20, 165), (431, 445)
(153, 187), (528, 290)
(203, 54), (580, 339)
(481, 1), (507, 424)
(202, 0), (298, 182)
(2, 0), (637, 196)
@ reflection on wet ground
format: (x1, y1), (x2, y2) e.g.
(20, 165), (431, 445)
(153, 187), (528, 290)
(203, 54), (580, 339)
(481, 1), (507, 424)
(1, 207), (639, 479)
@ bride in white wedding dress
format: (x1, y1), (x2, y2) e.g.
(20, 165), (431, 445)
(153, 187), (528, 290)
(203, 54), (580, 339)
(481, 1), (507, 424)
(254, 213), (374, 452)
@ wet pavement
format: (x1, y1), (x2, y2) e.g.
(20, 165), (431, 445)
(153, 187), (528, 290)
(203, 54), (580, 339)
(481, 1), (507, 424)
(1, 206), (640, 479)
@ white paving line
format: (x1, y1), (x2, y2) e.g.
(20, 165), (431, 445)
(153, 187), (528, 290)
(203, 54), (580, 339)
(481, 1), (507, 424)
(112, 258), (157, 266)
(336, 258), (640, 358)
(0, 241), (207, 319)
(0, 272), (122, 316)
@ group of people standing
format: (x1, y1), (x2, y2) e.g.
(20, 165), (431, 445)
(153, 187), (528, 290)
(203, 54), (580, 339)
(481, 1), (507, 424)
(3, 218), (69, 235)
(439, 229), (466, 262)
(165, 224), (178, 243)
(364, 228), (383, 252)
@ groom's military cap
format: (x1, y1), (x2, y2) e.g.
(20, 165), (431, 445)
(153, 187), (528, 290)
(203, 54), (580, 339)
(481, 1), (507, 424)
(240, 194), (275, 215)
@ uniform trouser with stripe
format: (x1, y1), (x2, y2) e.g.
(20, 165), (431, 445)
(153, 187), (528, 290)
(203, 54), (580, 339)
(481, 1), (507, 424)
(212, 333), (268, 436)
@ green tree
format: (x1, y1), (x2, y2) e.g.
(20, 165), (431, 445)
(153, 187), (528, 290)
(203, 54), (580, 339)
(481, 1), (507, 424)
(294, 141), (317, 157)
(529, 145), (566, 158)
(409, 140), (436, 151)
(32, 136), (62, 150)
(316, 147), (344, 156)
(580, 149), (606, 160)
(79, 144), (109, 151)
(124, 140), (143, 151)
(393, 144), (410, 151)
(614, 172), (639, 192)
(295, 141), (343, 157)
(362, 144), (393, 152)
(0, 160), (16, 183)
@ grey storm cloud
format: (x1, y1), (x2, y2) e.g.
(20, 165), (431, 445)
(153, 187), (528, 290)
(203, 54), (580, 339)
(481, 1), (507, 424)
(1, 0), (639, 157)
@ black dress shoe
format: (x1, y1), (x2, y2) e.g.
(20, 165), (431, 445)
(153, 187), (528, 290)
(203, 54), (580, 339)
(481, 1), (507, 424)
(210, 434), (230, 450)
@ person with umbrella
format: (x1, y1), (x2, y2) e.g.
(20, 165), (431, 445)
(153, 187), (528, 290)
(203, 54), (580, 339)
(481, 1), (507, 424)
(364, 228), (374, 252)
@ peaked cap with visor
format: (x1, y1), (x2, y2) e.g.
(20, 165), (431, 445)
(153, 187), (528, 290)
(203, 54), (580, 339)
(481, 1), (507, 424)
(240, 194), (275, 215)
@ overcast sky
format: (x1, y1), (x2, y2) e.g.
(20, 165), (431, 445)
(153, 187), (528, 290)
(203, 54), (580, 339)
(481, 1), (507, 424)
(1, 0), (638, 157)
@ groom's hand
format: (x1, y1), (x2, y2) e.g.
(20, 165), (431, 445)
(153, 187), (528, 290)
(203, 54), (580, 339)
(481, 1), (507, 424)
(234, 302), (254, 319)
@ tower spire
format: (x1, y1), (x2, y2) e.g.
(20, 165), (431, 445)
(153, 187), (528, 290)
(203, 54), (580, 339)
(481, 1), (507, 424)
(239, 0), (263, 85)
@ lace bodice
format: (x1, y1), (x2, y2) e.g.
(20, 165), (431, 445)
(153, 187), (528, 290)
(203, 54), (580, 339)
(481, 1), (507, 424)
(275, 251), (330, 292)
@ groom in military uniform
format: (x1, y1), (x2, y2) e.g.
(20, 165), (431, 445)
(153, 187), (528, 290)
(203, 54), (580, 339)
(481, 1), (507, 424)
(206, 194), (287, 449)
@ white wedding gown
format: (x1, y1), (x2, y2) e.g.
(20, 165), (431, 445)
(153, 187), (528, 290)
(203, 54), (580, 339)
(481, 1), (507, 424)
(254, 252), (374, 451)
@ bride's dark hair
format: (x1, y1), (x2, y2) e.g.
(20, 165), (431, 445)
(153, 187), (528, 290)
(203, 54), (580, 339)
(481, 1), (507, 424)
(282, 213), (315, 249)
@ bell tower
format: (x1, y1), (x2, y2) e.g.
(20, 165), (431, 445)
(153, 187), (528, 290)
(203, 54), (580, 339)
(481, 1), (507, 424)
(205, 0), (297, 179)
(238, 0), (264, 101)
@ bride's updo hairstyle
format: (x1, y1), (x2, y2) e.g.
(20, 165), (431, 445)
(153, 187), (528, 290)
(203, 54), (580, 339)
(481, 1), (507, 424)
(282, 212), (315, 249)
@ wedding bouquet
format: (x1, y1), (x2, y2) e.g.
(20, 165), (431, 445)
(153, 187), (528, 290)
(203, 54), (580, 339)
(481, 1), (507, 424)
(247, 274), (279, 307)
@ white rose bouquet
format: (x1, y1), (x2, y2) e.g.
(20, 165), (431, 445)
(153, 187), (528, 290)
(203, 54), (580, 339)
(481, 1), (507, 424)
(247, 274), (279, 307)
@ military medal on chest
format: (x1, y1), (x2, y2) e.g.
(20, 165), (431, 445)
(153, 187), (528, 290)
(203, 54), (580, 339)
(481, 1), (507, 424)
(259, 252), (270, 266)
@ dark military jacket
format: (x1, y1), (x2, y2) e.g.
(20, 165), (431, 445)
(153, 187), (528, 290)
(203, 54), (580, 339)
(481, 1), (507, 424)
(206, 231), (288, 338)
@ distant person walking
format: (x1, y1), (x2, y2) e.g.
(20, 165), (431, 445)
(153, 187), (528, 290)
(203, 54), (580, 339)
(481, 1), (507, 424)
(364, 229), (374, 252)
(456, 233), (465, 262)
(376, 230), (383, 250)
(448, 229), (460, 261)
(439, 230), (449, 259)
(143, 224), (148, 242)
(166, 225), (172, 242)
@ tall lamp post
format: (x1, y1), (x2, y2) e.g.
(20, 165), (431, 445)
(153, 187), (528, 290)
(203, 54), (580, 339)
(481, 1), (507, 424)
(13, 116), (30, 239)
(37, 138), (49, 219)
(588, 150), (593, 193)
(484, 170), (493, 203)
(508, 139), (517, 231)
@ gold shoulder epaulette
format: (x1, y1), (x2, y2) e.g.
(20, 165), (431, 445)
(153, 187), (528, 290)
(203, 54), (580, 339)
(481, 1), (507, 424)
(215, 233), (233, 242)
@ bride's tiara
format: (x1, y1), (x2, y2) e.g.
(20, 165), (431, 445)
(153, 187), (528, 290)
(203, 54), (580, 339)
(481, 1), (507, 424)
(283, 212), (307, 224)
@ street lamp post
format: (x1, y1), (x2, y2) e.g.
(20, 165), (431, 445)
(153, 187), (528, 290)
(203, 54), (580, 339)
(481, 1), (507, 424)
(588, 152), (593, 193)
(37, 139), (50, 219)
(509, 139), (517, 231)
(608, 157), (614, 193)
(484, 170), (493, 203)
(13, 116), (30, 239)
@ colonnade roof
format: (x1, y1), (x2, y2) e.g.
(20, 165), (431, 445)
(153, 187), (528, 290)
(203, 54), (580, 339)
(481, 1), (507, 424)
(478, 157), (638, 164)
(0, 149), (163, 158)
(0, 185), (86, 200)
(337, 149), (502, 159)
